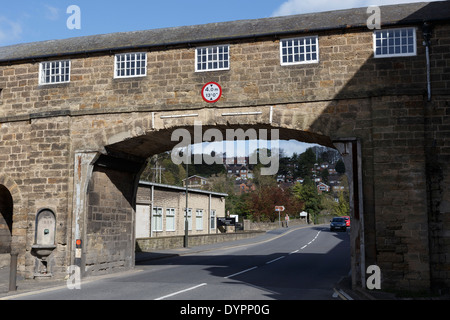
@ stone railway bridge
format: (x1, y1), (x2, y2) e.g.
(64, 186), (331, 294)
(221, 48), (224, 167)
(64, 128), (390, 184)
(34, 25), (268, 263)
(0, 2), (449, 294)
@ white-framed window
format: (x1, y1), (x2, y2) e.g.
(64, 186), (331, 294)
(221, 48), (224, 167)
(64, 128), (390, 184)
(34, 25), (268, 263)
(184, 208), (192, 231)
(166, 208), (176, 232)
(196, 45), (230, 72)
(280, 36), (319, 65)
(373, 27), (416, 58)
(114, 52), (147, 78)
(152, 207), (163, 232)
(39, 60), (71, 85)
(210, 210), (216, 230)
(196, 209), (203, 230)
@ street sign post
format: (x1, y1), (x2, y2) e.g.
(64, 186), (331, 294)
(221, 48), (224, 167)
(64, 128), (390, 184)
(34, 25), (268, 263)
(275, 206), (285, 227)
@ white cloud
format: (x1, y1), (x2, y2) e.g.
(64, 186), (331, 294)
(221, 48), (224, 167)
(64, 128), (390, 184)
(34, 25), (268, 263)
(272, 0), (442, 16)
(0, 16), (23, 45)
(45, 5), (60, 21)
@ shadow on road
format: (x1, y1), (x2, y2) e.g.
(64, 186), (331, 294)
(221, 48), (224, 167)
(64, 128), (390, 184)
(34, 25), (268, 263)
(136, 229), (350, 300)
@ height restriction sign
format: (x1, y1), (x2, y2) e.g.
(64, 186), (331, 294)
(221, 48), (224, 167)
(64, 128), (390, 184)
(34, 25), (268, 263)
(202, 82), (222, 103)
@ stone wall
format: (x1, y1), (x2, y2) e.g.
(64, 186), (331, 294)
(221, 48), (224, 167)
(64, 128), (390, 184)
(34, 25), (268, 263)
(136, 230), (266, 252)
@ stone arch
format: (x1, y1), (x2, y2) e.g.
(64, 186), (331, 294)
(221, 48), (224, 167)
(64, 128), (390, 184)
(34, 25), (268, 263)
(0, 185), (13, 254)
(73, 105), (359, 278)
(0, 175), (21, 258)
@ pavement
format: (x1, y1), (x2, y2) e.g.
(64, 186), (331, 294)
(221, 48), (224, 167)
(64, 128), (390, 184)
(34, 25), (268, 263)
(0, 224), (437, 300)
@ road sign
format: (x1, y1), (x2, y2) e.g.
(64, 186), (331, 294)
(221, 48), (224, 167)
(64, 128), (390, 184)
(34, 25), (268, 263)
(275, 206), (285, 212)
(202, 82), (222, 103)
(217, 217), (236, 226)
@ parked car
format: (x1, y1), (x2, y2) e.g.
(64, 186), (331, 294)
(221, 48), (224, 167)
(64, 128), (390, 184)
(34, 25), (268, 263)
(330, 217), (347, 231)
(342, 216), (350, 227)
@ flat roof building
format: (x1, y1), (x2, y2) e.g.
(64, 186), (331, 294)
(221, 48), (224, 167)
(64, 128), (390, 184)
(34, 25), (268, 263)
(136, 181), (227, 238)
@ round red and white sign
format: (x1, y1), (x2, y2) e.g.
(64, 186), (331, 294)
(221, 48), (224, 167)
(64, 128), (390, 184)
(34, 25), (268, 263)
(201, 82), (222, 103)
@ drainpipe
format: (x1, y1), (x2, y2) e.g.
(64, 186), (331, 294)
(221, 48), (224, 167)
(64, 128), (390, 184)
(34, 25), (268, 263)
(150, 185), (154, 238)
(422, 22), (433, 102)
(208, 194), (212, 234)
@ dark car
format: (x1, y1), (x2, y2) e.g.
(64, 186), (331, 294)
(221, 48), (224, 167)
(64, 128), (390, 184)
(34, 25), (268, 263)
(330, 217), (347, 232)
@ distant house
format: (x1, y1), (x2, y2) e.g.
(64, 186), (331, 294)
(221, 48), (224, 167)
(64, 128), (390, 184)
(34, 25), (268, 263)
(328, 165), (337, 175)
(182, 175), (209, 189)
(225, 163), (251, 180)
(317, 182), (330, 194)
(238, 181), (256, 194)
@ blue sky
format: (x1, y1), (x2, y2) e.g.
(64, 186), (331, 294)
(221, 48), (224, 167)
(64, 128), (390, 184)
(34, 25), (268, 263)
(0, 0), (440, 46)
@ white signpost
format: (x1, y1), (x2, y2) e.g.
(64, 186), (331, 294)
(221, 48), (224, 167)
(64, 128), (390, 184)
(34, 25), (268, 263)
(275, 206), (285, 227)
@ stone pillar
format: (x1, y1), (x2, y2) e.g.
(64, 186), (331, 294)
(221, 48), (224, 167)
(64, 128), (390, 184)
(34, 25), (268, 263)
(71, 152), (99, 276)
(334, 139), (365, 290)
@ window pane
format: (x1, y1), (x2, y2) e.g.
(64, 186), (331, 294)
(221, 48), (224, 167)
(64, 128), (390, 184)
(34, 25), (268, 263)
(40, 60), (70, 84)
(196, 45), (230, 71)
(374, 28), (416, 57)
(281, 36), (318, 65)
(115, 53), (147, 78)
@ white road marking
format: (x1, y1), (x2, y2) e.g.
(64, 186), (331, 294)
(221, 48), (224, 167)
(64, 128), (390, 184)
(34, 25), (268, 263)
(224, 266), (258, 279)
(265, 256), (285, 264)
(301, 230), (321, 250)
(154, 283), (207, 300)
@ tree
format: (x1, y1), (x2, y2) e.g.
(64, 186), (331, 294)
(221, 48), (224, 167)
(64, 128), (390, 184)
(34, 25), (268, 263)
(292, 178), (322, 217)
(294, 148), (316, 178)
(246, 185), (302, 222)
(335, 159), (346, 174)
(320, 168), (329, 184)
(333, 192), (350, 216)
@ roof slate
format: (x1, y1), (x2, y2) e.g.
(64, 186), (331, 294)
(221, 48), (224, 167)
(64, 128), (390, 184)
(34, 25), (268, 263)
(0, 1), (448, 63)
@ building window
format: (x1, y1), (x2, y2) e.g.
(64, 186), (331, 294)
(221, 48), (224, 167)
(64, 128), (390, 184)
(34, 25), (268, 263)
(39, 60), (71, 85)
(114, 53), (147, 78)
(152, 207), (163, 232)
(280, 36), (319, 65)
(184, 208), (192, 231)
(210, 210), (216, 229)
(373, 27), (416, 58)
(196, 45), (230, 72)
(196, 209), (203, 230)
(166, 208), (176, 232)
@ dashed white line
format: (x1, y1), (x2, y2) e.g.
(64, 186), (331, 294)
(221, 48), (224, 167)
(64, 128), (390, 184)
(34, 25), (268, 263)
(154, 283), (207, 300)
(224, 266), (258, 279)
(266, 256), (285, 264)
(301, 230), (322, 250)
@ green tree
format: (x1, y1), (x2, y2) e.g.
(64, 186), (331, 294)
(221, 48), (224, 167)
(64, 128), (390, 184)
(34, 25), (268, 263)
(335, 159), (346, 174)
(320, 168), (329, 184)
(333, 192), (350, 216)
(292, 178), (322, 218)
(295, 148), (316, 178)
